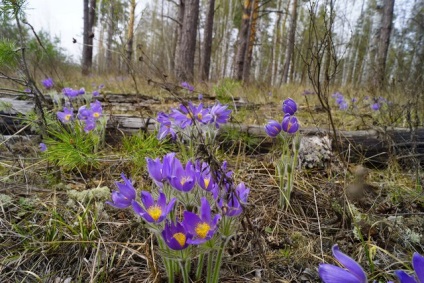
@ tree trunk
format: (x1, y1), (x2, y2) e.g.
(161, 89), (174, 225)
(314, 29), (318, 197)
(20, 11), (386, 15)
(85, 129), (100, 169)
(126, 0), (136, 74)
(373, 0), (395, 90)
(242, 0), (259, 83)
(200, 0), (215, 81)
(105, 0), (115, 71)
(281, 0), (298, 84)
(234, 0), (252, 81)
(82, 0), (96, 75)
(174, 0), (200, 82)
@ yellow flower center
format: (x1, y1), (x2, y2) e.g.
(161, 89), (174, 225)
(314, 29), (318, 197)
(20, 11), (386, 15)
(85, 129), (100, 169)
(173, 232), (187, 247)
(180, 176), (188, 185)
(197, 113), (203, 120)
(204, 178), (210, 188)
(65, 114), (71, 121)
(93, 112), (100, 118)
(186, 112), (193, 119)
(147, 205), (162, 221)
(195, 222), (210, 239)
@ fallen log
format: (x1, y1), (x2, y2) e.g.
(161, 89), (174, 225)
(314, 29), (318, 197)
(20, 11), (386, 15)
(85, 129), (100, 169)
(1, 96), (423, 168)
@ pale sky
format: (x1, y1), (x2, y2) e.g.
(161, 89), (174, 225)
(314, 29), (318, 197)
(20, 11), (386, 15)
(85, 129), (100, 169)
(25, 0), (148, 62)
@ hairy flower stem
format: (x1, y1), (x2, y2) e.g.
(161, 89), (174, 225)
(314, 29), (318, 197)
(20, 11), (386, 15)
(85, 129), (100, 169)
(195, 253), (205, 280)
(178, 259), (190, 283)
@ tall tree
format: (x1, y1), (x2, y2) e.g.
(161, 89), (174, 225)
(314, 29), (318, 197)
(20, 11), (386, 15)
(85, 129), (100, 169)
(281, 0), (298, 84)
(242, 0), (259, 82)
(126, 0), (136, 73)
(234, 0), (252, 81)
(373, 0), (395, 89)
(82, 0), (97, 75)
(200, 0), (215, 81)
(174, 0), (200, 82)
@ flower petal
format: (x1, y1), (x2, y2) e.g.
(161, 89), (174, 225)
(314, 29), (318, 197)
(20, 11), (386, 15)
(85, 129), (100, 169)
(319, 264), (364, 283)
(141, 191), (155, 209)
(200, 197), (212, 223)
(412, 252), (424, 283)
(331, 245), (367, 283)
(395, 270), (418, 283)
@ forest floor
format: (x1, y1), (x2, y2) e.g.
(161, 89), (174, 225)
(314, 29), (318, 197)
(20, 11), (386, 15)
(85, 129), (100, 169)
(0, 86), (423, 283)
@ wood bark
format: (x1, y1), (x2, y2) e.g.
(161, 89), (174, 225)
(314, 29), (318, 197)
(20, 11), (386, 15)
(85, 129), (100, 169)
(234, 0), (252, 81)
(200, 0), (215, 81)
(281, 0), (298, 84)
(174, 0), (200, 82)
(126, 0), (136, 74)
(373, 0), (395, 90)
(105, 0), (115, 70)
(242, 0), (259, 83)
(82, 0), (96, 75)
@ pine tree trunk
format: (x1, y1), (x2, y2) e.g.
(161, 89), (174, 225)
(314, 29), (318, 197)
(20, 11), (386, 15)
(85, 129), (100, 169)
(200, 0), (215, 81)
(126, 0), (136, 74)
(281, 0), (298, 84)
(234, 0), (252, 81)
(105, 0), (115, 71)
(242, 0), (259, 83)
(174, 0), (200, 82)
(82, 0), (96, 75)
(373, 0), (395, 90)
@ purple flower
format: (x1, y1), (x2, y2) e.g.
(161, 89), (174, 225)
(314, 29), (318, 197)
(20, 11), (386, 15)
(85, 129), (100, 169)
(63, 87), (80, 99)
(106, 173), (137, 209)
(182, 197), (221, 244)
(169, 160), (196, 192)
(78, 88), (85, 95)
(24, 88), (31, 93)
(132, 191), (176, 223)
(181, 81), (194, 92)
(39, 142), (47, 152)
(210, 103), (231, 128)
(77, 105), (92, 121)
(319, 245), (367, 283)
(157, 112), (177, 140)
(146, 153), (179, 187)
(282, 98), (297, 115)
(99, 84), (105, 89)
(282, 114), (299, 134)
(265, 120), (282, 137)
(339, 101), (349, 110)
(83, 118), (97, 133)
(170, 105), (194, 129)
(371, 103), (380, 111)
(92, 90), (100, 97)
(198, 93), (203, 100)
(57, 107), (74, 123)
(218, 182), (250, 217)
(162, 220), (191, 250)
(42, 78), (54, 89)
(190, 102), (213, 124)
(395, 252), (424, 283)
(90, 100), (102, 119)
(196, 162), (216, 191)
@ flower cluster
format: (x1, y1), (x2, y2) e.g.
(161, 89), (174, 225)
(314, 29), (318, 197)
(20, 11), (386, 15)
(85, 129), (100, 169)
(156, 101), (231, 140)
(265, 98), (300, 137)
(332, 92), (349, 110)
(181, 81), (194, 92)
(92, 84), (105, 97)
(63, 87), (86, 99)
(319, 244), (424, 283)
(107, 153), (250, 250)
(56, 100), (103, 133)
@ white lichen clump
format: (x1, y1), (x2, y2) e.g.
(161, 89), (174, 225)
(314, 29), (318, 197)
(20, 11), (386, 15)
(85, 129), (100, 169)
(298, 136), (332, 168)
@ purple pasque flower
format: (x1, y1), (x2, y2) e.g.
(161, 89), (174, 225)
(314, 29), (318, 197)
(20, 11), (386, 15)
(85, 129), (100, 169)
(42, 78), (54, 89)
(182, 197), (221, 244)
(210, 102), (231, 128)
(92, 90), (100, 97)
(83, 118), (97, 133)
(318, 244), (367, 283)
(189, 102), (213, 124)
(39, 142), (47, 152)
(146, 152), (179, 187)
(170, 105), (193, 129)
(371, 103), (380, 111)
(218, 182), (250, 217)
(78, 88), (85, 95)
(90, 100), (102, 119)
(196, 161), (216, 191)
(395, 252), (424, 283)
(181, 81), (194, 92)
(169, 160), (196, 192)
(339, 100), (349, 110)
(282, 98), (297, 115)
(57, 107), (74, 123)
(157, 112), (177, 140)
(132, 190), (176, 223)
(77, 105), (92, 121)
(265, 119), (282, 137)
(24, 88), (31, 93)
(106, 173), (137, 209)
(162, 220), (191, 250)
(282, 114), (299, 134)
(63, 87), (80, 99)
